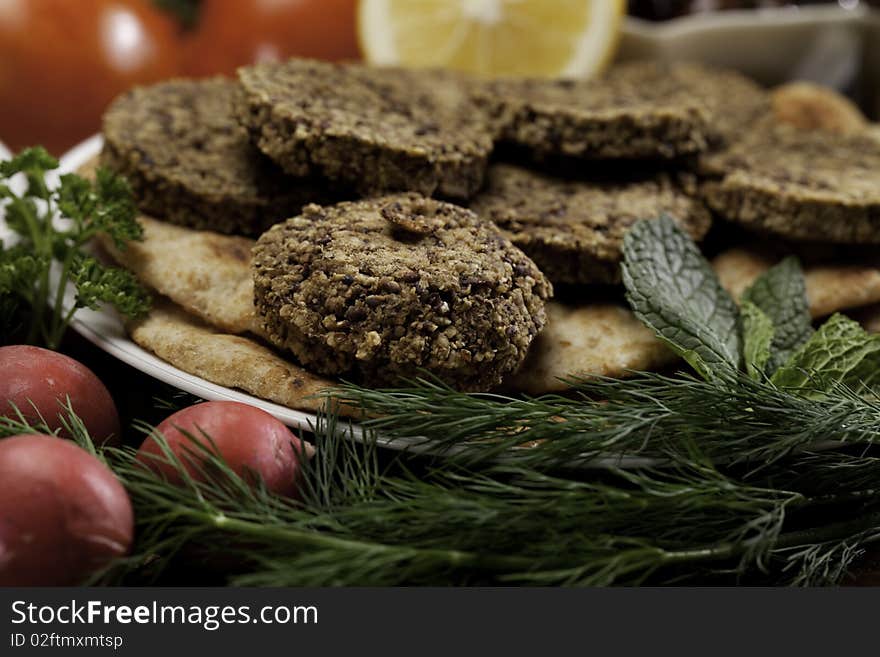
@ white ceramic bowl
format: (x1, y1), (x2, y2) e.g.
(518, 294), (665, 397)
(619, 5), (869, 93)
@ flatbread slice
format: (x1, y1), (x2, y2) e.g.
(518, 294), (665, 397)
(713, 247), (880, 318)
(81, 155), (260, 335)
(505, 303), (675, 395)
(100, 215), (260, 336)
(129, 300), (333, 413)
(772, 81), (867, 135)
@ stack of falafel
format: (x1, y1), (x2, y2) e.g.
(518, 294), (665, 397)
(101, 59), (880, 392)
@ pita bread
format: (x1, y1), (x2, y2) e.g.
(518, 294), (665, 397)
(713, 247), (880, 318)
(506, 302), (674, 395)
(100, 215), (259, 335)
(129, 300), (333, 413)
(772, 82), (867, 135)
(82, 155), (261, 335)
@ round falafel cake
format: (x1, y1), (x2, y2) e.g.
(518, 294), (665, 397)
(252, 194), (552, 391)
(237, 60), (493, 200)
(470, 164), (713, 285)
(101, 77), (330, 236)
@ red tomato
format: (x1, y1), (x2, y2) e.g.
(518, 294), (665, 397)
(138, 401), (308, 497)
(183, 0), (359, 77)
(0, 434), (134, 585)
(0, 0), (180, 155)
(0, 345), (121, 444)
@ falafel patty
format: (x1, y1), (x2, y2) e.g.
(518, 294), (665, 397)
(252, 194), (552, 391)
(702, 122), (880, 243)
(470, 164), (713, 285)
(101, 77), (328, 236)
(478, 61), (768, 162)
(236, 60), (494, 200)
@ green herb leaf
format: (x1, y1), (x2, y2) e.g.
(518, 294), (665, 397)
(741, 256), (813, 374)
(58, 168), (142, 249)
(741, 301), (774, 380)
(0, 146), (58, 178)
(0, 242), (46, 296)
(771, 314), (880, 392)
(622, 215), (742, 381)
(71, 255), (151, 319)
(1, 147), (149, 348)
(0, 146), (58, 201)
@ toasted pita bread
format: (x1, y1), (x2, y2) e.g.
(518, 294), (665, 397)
(100, 215), (259, 335)
(129, 300), (333, 413)
(506, 302), (674, 394)
(81, 155), (260, 335)
(713, 247), (880, 318)
(772, 82), (867, 135)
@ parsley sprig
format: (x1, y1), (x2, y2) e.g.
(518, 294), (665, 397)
(0, 147), (150, 348)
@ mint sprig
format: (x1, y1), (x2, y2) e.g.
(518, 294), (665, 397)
(621, 215), (742, 381)
(741, 256), (813, 372)
(741, 301), (774, 381)
(622, 216), (880, 393)
(771, 314), (880, 393)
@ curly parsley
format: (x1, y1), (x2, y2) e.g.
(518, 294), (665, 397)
(0, 147), (150, 348)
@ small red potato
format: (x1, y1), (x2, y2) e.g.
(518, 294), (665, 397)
(138, 401), (307, 497)
(0, 434), (134, 586)
(0, 345), (120, 444)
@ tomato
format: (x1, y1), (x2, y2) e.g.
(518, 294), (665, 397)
(138, 401), (308, 497)
(0, 0), (180, 155)
(183, 0), (359, 77)
(0, 345), (121, 444)
(0, 434), (134, 585)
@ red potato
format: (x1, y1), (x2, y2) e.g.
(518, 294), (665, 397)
(0, 434), (134, 586)
(0, 345), (120, 444)
(138, 401), (307, 497)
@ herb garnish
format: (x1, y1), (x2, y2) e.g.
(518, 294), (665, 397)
(0, 147), (150, 348)
(621, 215), (742, 382)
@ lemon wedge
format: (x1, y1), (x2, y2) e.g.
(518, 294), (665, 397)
(358, 0), (625, 78)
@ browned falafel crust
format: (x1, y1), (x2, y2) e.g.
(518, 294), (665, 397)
(252, 194), (552, 391)
(470, 164), (713, 285)
(237, 60), (494, 200)
(477, 61), (769, 162)
(101, 77), (329, 236)
(702, 122), (880, 243)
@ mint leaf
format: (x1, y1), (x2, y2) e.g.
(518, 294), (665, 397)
(622, 216), (742, 381)
(741, 256), (813, 374)
(771, 314), (880, 392)
(741, 301), (774, 380)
